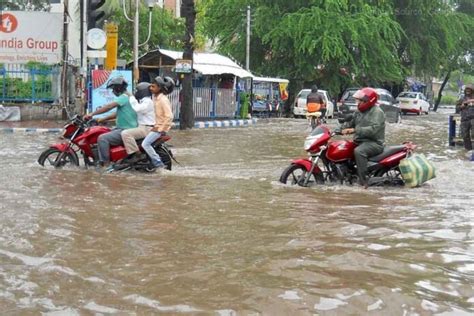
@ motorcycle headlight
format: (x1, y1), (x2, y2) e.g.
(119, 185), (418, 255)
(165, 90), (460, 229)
(304, 135), (321, 150)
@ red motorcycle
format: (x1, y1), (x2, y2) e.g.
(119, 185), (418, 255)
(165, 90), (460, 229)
(279, 124), (416, 187)
(37, 115), (174, 172)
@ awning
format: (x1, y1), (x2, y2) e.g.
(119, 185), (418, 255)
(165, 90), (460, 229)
(253, 76), (289, 84)
(158, 49), (254, 78)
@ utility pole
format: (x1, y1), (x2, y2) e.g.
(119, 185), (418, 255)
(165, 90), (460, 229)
(133, 0), (140, 85)
(246, 5), (250, 71)
(61, 0), (69, 119)
(180, 0), (195, 129)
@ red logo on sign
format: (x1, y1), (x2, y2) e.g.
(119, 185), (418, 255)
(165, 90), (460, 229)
(0, 13), (18, 33)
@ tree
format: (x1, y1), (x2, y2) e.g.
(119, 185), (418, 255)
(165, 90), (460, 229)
(103, 1), (185, 60)
(179, 0), (196, 129)
(200, 0), (405, 114)
(391, 0), (474, 110)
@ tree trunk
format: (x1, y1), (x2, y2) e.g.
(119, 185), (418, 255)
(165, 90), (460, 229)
(433, 71), (451, 112)
(180, 0), (195, 130)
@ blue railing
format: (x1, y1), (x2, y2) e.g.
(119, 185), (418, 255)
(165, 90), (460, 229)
(0, 64), (60, 103)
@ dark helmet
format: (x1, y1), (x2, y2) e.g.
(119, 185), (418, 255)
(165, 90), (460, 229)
(106, 77), (128, 96)
(353, 87), (378, 112)
(465, 84), (473, 94)
(311, 85), (318, 93)
(153, 76), (175, 95)
(134, 82), (152, 101)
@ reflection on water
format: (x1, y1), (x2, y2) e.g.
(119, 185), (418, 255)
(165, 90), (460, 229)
(0, 111), (473, 314)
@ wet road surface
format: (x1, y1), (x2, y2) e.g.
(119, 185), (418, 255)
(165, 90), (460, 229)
(0, 110), (473, 315)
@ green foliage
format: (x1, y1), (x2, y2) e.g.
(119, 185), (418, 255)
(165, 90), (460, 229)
(440, 95), (458, 105)
(104, 2), (185, 60)
(0, 64), (55, 100)
(199, 0), (474, 99)
(200, 0), (406, 96)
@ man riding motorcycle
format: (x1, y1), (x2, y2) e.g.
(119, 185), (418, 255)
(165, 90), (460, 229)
(341, 87), (386, 187)
(84, 77), (138, 168)
(306, 84), (327, 120)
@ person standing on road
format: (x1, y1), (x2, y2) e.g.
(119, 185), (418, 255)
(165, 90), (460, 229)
(84, 77), (138, 168)
(141, 76), (174, 169)
(341, 87), (386, 188)
(456, 84), (474, 151)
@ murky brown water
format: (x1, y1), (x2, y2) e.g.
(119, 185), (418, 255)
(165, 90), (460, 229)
(1, 110), (473, 315)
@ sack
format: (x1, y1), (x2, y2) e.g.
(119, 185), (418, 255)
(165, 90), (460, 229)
(307, 102), (322, 113)
(399, 154), (436, 188)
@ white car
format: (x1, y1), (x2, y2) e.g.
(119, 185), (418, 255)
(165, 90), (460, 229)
(293, 89), (334, 118)
(396, 92), (430, 115)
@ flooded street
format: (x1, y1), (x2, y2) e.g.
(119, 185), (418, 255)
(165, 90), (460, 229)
(0, 110), (473, 315)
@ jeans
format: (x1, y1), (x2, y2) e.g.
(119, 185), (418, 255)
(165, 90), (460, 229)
(142, 131), (164, 166)
(98, 129), (124, 163)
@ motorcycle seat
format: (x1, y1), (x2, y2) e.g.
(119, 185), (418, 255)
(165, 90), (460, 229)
(369, 145), (406, 162)
(135, 135), (171, 144)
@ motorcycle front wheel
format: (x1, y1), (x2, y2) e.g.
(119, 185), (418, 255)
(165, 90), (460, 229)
(38, 148), (79, 169)
(279, 163), (324, 186)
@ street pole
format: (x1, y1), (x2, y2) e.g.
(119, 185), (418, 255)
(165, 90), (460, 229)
(246, 5), (250, 71)
(61, 0), (69, 119)
(82, 0), (88, 115)
(133, 0), (139, 85)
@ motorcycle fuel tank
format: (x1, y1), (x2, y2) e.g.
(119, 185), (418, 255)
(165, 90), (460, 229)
(326, 140), (356, 162)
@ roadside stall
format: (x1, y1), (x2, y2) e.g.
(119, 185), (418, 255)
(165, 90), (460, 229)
(252, 76), (289, 117)
(135, 49), (253, 119)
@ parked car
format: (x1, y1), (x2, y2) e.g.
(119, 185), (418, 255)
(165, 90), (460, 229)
(396, 91), (430, 115)
(338, 88), (360, 114)
(375, 88), (401, 124)
(339, 87), (401, 123)
(293, 89), (335, 118)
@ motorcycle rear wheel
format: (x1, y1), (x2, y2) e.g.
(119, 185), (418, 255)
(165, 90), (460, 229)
(154, 145), (173, 170)
(279, 163), (324, 186)
(374, 167), (404, 186)
(38, 148), (79, 169)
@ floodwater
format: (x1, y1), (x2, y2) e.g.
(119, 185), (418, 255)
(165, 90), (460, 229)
(0, 110), (473, 315)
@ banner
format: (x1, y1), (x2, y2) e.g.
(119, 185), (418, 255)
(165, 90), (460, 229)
(104, 23), (118, 70)
(90, 70), (133, 118)
(0, 11), (62, 64)
(279, 82), (289, 101)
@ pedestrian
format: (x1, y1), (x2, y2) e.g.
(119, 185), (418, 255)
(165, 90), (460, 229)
(455, 84), (474, 151)
(341, 87), (386, 188)
(84, 77), (138, 168)
(141, 76), (175, 169)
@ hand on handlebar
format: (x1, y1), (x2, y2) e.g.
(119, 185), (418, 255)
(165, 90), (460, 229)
(341, 128), (355, 135)
(83, 114), (93, 121)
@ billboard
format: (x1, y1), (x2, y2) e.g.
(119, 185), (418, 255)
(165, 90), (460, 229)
(0, 11), (62, 64)
(90, 69), (133, 118)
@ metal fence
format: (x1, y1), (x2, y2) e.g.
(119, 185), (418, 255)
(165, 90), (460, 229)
(0, 64), (60, 103)
(168, 87), (238, 119)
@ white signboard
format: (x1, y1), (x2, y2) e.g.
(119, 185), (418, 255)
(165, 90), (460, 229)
(0, 11), (63, 64)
